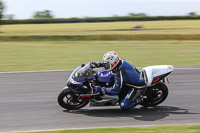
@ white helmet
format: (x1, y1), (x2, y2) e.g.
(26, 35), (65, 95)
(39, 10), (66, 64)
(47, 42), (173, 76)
(102, 51), (121, 71)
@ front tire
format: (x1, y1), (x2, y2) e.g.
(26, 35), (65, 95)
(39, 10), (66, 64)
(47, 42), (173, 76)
(57, 90), (89, 110)
(141, 82), (168, 107)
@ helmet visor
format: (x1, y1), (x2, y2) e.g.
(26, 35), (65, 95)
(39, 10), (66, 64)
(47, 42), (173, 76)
(103, 62), (110, 70)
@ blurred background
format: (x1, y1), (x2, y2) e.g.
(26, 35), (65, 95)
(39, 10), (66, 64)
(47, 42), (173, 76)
(0, 0), (200, 72)
(1, 2), (200, 133)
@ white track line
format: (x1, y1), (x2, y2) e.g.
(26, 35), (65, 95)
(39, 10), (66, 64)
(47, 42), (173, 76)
(0, 67), (199, 74)
(2, 123), (200, 133)
(0, 70), (71, 74)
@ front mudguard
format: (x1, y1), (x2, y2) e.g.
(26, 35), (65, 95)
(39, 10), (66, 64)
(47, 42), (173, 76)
(61, 86), (72, 93)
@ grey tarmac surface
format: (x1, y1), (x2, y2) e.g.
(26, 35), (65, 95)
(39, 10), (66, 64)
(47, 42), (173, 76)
(0, 67), (200, 132)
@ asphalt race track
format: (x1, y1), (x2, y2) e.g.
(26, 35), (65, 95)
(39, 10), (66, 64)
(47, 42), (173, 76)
(0, 67), (200, 132)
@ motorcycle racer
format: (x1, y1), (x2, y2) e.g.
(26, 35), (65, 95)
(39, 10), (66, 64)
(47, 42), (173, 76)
(90, 51), (146, 110)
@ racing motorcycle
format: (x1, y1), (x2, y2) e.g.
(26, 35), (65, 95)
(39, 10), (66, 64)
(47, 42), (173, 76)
(57, 63), (174, 110)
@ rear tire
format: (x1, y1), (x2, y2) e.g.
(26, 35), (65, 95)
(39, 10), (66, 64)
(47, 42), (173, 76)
(141, 82), (168, 107)
(57, 90), (89, 110)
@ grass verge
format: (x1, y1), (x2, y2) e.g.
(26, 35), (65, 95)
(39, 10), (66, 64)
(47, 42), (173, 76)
(14, 125), (200, 133)
(1, 34), (200, 41)
(0, 41), (200, 72)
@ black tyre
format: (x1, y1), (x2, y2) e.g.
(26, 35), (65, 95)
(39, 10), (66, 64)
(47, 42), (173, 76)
(141, 82), (168, 107)
(57, 90), (89, 110)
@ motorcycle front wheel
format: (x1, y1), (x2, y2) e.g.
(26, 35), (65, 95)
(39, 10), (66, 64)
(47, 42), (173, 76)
(141, 82), (168, 107)
(57, 90), (89, 110)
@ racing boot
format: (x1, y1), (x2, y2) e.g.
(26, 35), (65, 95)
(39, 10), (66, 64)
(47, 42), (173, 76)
(135, 97), (143, 105)
(131, 89), (143, 101)
(131, 87), (146, 105)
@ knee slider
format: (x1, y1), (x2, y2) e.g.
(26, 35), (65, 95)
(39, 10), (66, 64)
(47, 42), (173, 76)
(120, 99), (135, 109)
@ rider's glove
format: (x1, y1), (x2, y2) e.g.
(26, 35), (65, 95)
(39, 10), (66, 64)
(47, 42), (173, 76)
(90, 62), (96, 68)
(90, 61), (103, 68)
(94, 86), (105, 95)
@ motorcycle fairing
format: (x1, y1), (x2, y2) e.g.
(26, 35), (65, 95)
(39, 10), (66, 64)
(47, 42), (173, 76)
(67, 67), (89, 93)
(152, 72), (171, 84)
(68, 67), (114, 93)
(143, 65), (174, 86)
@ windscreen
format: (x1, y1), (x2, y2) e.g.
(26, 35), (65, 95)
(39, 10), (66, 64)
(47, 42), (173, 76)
(76, 63), (94, 77)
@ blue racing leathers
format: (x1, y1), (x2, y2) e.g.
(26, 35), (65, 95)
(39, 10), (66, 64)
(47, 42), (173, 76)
(91, 60), (146, 109)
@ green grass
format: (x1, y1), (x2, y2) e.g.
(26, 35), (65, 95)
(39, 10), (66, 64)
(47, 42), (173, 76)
(14, 125), (200, 133)
(1, 34), (200, 41)
(0, 41), (200, 72)
(0, 20), (200, 72)
(1, 20), (200, 36)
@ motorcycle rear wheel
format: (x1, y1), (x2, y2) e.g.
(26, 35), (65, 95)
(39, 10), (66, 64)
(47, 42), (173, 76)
(141, 82), (168, 107)
(57, 91), (89, 110)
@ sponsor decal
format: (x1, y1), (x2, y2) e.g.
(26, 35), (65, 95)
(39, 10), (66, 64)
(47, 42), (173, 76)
(75, 72), (78, 77)
(168, 65), (173, 70)
(153, 78), (160, 83)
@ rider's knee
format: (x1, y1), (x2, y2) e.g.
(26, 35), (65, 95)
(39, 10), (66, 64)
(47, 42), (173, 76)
(120, 99), (136, 110)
